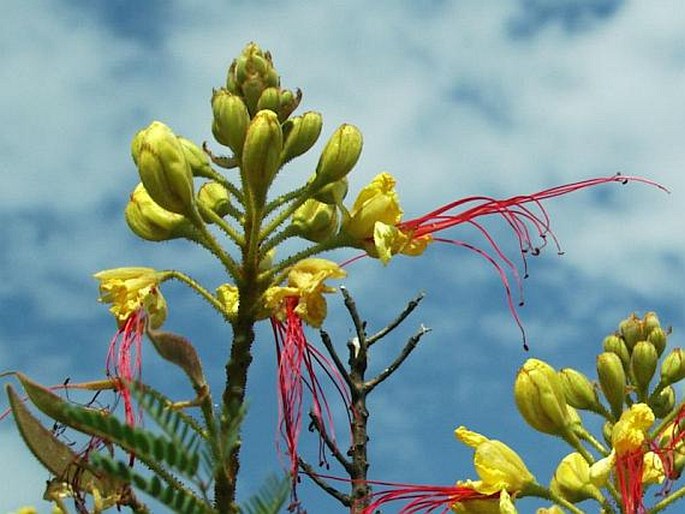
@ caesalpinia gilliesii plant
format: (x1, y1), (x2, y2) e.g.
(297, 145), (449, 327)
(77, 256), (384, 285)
(1, 43), (668, 514)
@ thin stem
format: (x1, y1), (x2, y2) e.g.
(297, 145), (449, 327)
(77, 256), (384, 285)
(264, 184), (309, 216)
(572, 425), (609, 456)
(188, 210), (241, 279)
(299, 458), (351, 506)
(522, 482), (584, 514)
(197, 204), (245, 247)
(650, 483), (685, 513)
(309, 411), (353, 473)
(319, 329), (354, 391)
(367, 292), (426, 346)
(166, 271), (227, 317)
(260, 184), (312, 238)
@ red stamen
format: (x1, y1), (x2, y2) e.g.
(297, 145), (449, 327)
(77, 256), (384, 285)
(616, 449), (646, 514)
(271, 298), (352, 493)
(397, 174), (667, 348)
(105, 308), (145, 427)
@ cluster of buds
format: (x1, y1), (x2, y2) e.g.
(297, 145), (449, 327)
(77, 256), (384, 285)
(513, 312), (685, 514)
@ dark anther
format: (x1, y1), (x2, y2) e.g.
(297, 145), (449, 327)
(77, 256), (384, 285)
(531, 248), (540, 256)
(308, 420), (315, 432)
(557, 251), (565, 256)
(518, 301), (525, 307)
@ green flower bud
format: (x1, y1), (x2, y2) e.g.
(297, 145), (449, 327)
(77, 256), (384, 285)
(648, 327), (668, 357)
(256, 86), (280, 113)
(211, 89), (250, 156)
(131, 122), (195, 215)
(291, 199), (339, 243)
(197, 182), (231, 223)
(550, 453), (603, 503)
(313, 177), (349, 206)
(125, 183), (195, 241)
(596, 352), (626, 420)
(514, 359), (570, 436)
(660, 348), (685, 386)
(277, 88), (302, 122)
(619, 313), (643, 351)
(644, 311), (661, 335)
(630, 341), (658, 393)
(177, 137), (213, 178)
(227, 43), (279, 115)
(281, 111), (323, 165)
(603, 334), (630, 369)
(314, 124), (363, 186)
(242, 109), (283, 205)
(650, 385), (675, 418)
(558, 368), (601, 412)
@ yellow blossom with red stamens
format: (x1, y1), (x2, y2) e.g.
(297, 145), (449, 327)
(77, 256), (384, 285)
(455, 426), (536, 495)
(612, 403), (654, 454)
(94, 267), (168, 329)
(264, 258), (346, 327)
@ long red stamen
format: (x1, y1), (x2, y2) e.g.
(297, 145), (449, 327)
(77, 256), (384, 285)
(271, 298), (352, 492)
(105, 308), (145, 427)
(616, 449), (646, 514)
(398, 174), (667, 348)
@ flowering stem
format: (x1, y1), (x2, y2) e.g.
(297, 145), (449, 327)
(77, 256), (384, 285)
(197, 204), (245, 247)
(188, 211), (241, 279)
(166, 271), (228, 318)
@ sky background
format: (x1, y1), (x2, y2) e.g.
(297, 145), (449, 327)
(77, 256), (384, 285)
(1, 1), (684, 512)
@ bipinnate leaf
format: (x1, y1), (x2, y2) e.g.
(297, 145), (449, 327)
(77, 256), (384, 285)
(147, 327), (207, 391)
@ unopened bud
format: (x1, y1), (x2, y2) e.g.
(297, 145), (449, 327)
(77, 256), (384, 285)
(292, 199), (338, 243)
(313, 177), (349, 206)
(256, 86), (280, 113)
(597, 352), (626, 419)
(314, 124), (363, 186)
(228, 43), (280, 115)
(212, 89), (250, 157)
(603, 334), (630, 369)
(277, 88), (302, 122)
(242, 109), (283, 205)
(125, 183), (195, 241)
(644, 311), (661, 335)
(619, 313), (643, 351)
(630, 341), (658, 393)
(660, 349), (685, 386)
(197, 182), (231, 223)
(558, 368), (601, 412)
(178, 137), (213, 178)
(514, 359), (570, 436)
(648, 327), (668, 357)
(550, 453), (603, 503)
(281, 111), (323, 164)
(650, 385), (675, 418)
(131, 121), (195, 215)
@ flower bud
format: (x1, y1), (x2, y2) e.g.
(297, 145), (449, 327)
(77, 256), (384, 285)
(281, 111), (323, 164)
(550, 453), (603, 503)
(648, 327), (668, 357)
(277, 88), (302, 122)
(197, 182), (231, 223)
(131, 121), (195, 215)
(597, 352), (626, 420)
(177, 137), (213, 178)
(650, 385), (675, 418)
(630, 341), (658, 393)
(216, 283), (239, 320)
(643, 311), (661, 335)
(603, 334), (630, 369)
(313, 176), (349, 206)
(256, 86), (280, 113)
(211, 89), (250, 156)
(558, 368), (601, 412)
(619, 313), (643, 351)
(292, 199), (339, 243)
(242, 109), (283, 205)
(227, 43), (280, 115)
(660, 348), (685, 386)
(125, 183), (195, 241)
(514, 359), (570, 436)
(314, 124), (363, 186)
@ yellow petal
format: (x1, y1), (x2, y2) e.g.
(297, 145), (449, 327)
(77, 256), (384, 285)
(612, 403), (655, 454)
(344, 172), (403, 241)
(455, 426), (489, 448)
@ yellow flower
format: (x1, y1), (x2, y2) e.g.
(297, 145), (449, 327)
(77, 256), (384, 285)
(452, 490), (517, 514)
(264, 258), (346, 327)
(93, 267), (167, 329)
(344, 172), (402, 240)
(373, 222), (432, 265)
(455, 426), (536, 495)
(642, 451), (665, 485)
(612, 403), (654, 454)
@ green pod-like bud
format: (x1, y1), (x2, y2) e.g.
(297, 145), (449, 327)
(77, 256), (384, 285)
(603, 334), (630, 369)
(550, 453), (603, 504)
(241, 109), (283, 205)
(291, 199), (339, 243)
(177, 137), (213, 178)
(281, 111), (323, 164)
(314, 124), (363, 186)
(211, 89), (250, 156)
(313, 176), (349, 206)
(229, 44), (279, 116)
(125, 183), (195, 241)
(660, 348), (685, 386)
(648, 327), (668, 357)
(277, 88), (302, 122)
(514, 359), (570, 436)
(558, 368), (601, 412)
(643, 311), (661, 335)
(256, 87), (281, 113)
(197, 182), (231, 223)
(619, 313), (643, 352)
(596, 352), (626, 420)
(630, 341), (658, 393)
(650, 385), (675, 418)
(131, 121), (195, 215)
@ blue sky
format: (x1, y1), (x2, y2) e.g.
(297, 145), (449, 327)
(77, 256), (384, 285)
(1, 1), (684, 512)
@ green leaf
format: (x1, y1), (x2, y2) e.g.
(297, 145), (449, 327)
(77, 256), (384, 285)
(240, 475), (289, 514)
